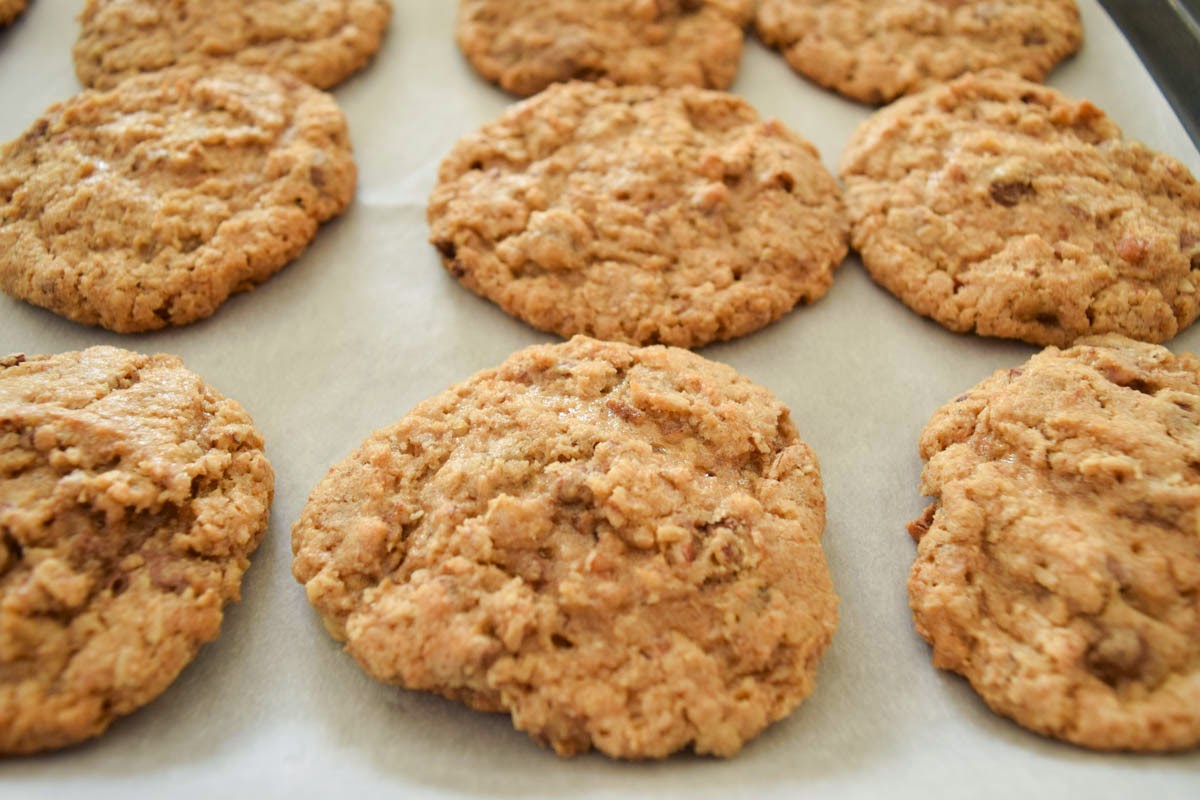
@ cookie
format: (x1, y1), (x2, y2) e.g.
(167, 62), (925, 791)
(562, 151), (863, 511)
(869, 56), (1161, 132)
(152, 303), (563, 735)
(73, 0), (392, 91)
(907, 335), (1200, 751)
(756, 0), (1081, 104)
(292, 336), (837, 758)
(0, 347), (274, 754)
(0, 0), (26, 27)
(428, 82), (849, 349)
(0, 63), (355, 333)
(455, 0), (753, 97)
(839, 72), (1200, 347)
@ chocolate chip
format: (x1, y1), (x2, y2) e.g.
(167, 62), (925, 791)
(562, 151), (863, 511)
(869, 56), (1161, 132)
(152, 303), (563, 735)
(989, 180), (1035, 207)
(1085, 627), (1148, 686)
(434, 240), (457, 260)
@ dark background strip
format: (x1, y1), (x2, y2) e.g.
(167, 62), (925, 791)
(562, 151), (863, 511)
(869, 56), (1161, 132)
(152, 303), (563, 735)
(1097, 0), (1200, 150)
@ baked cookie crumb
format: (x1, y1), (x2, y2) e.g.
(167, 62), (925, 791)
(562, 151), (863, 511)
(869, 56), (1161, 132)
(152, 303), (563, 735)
(0, 0), (27, 27)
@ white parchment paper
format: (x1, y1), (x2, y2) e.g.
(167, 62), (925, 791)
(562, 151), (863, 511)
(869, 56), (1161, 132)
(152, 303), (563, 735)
(1, 1), (1198, 797)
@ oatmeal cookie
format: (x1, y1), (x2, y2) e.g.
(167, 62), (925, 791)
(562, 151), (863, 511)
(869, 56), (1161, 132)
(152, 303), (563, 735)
(908, 335), (1200, 751)
(292, 336), (837, 759)
(0, 63), (355, 333)
(428, 82), (849, 349)
(0, 347), (274, 755)
(74, 0), (392, 90)
(840, 72), (1200, 347)
(455, 0), (753, 97)
(756, 0), (1081, 104)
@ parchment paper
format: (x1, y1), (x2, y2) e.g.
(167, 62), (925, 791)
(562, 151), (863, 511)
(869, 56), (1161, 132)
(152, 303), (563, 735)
(1, 2), (1198, 797)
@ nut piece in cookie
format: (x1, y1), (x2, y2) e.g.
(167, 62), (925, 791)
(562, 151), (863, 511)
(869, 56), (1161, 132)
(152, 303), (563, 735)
(756, 0), (1081, 104)
(428, 82), (849, 349)
(0, 347), (274, 755)
(292, 336), (838, 758)
(0, 64), (356, 333)
(456, 0), (754, 96)
(908, 335), (1200, 751)
(840, 72), (1200, 347)
(74, 0), (392, 90)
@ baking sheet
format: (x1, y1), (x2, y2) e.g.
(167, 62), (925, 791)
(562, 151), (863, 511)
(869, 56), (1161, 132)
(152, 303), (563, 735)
(1, 2), (1198, 797)
(1097, 0), (1200, 147)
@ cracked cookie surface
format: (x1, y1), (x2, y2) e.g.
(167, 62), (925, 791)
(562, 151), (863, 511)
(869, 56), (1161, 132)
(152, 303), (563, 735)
(757, 0), (1081, 104)
(840, 72), (1200, 347)
(908, 335), (1200, 751)
(74, 0), (392, 90)
(456, 0), (753, 97)
(292, 336), (837, 758)
(0, 63), (355, 333)
(428, 82), (848, 349)
(0, 347), (274, 755)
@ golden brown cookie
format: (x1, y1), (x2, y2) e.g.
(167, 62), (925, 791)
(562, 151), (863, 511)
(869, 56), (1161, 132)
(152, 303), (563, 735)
(292, 336), (837, 759)
(73, 0), (392, 90)
(428, 82), (849, 349)
(0, 63), (355, 333)
(455, 0), (753, 97)
(839, 72), (1200, 347)
(756, 0), (1081, 104)
(0, 0), (26, 27)
(0, 347), (274, 755)
(908, 335), (1200, 751)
